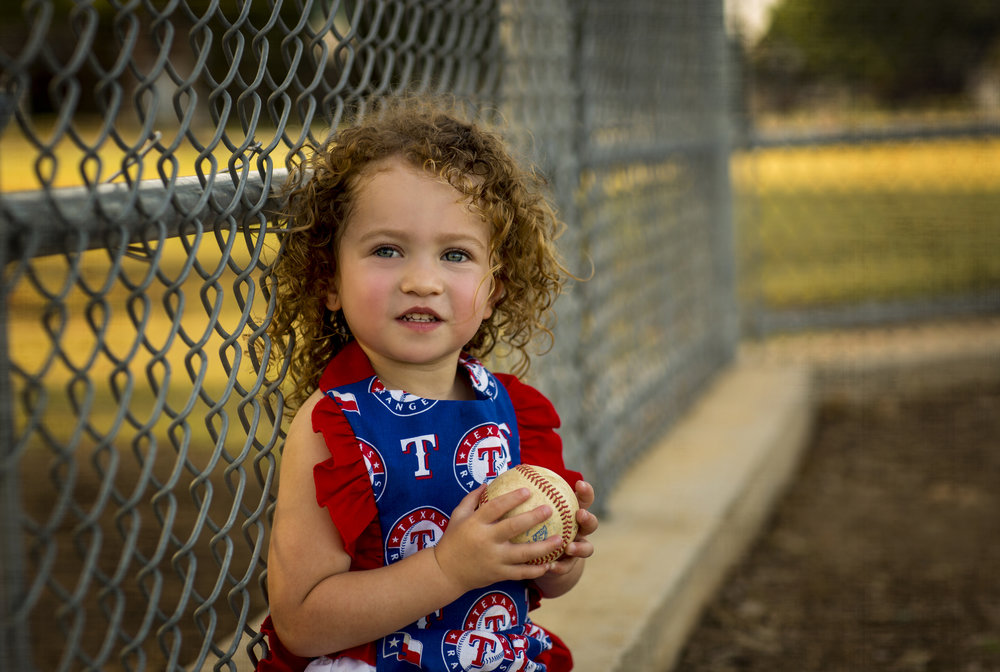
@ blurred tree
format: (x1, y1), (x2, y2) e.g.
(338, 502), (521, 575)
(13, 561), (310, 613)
(751, 0), (1000, 108)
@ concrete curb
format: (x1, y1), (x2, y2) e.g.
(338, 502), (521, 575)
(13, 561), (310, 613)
(530, 360), (815, 672)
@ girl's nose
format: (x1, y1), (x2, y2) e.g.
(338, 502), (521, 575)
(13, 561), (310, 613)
(399, 257), (444, 296)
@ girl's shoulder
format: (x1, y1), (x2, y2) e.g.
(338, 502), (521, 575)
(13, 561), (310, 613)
(282, 387), (327, 439)
(283, 387), (330, 437)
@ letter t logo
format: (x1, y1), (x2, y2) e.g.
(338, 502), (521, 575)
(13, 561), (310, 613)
(401, 434), (438, 479)
(467, 633), (497, 667)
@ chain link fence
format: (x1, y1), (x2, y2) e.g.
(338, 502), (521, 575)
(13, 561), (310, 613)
(1, 1), (736, 669)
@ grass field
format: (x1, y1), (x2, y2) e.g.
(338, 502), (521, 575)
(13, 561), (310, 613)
(732, 137), (1000, 192)
(731, 138), (1000, 308)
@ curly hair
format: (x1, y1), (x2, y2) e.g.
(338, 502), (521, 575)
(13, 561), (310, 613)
(262, 99), (569, 413)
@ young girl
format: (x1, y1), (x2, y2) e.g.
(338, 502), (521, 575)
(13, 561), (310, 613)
(256, 100), (598, 672)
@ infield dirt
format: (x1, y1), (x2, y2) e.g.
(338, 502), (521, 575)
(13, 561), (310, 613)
(673, 377), (1000, 671)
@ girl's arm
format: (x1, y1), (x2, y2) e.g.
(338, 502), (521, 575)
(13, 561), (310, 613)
(532, 479), (599, 599)
(266, 391), (564, 658)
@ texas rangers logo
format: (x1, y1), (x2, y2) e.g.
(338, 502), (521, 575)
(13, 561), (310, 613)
(460, 355), (498, 399)
(464, 591), (520, 632)
(454, 423), (512, 492)
(442, 629), (516, 671)
(359, 438), (387, 501)
(370, 377), (437, 416)
(382, 631), (423, 667)
(386, 506), (449, 563)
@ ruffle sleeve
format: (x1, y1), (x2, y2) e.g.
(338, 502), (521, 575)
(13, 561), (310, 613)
(496, 373), (584, 488)
(311, 392), (383, 568)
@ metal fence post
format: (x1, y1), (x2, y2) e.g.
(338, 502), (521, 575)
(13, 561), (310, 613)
(709, 0), (740, 358)
(1, 221), (33, 672)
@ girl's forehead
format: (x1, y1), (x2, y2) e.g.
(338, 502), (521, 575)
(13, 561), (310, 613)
(355, 155), (458, 189)
(340, 157), (493, 240)
(351, 158), (487, 217)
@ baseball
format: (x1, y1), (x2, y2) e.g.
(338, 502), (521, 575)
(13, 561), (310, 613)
(481, 464), (579, 565)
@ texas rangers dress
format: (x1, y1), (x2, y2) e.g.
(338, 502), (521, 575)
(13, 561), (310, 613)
(257, 342), (581, 672)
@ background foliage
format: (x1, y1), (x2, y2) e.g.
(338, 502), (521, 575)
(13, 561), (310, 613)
(749, 0), (1000, 110)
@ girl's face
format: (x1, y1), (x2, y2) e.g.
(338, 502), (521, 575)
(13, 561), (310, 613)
(326, 157), (500, 394)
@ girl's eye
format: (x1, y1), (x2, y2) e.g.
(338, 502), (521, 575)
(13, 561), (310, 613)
(373, 246), (400, 258)
(443, 249), (470, 263)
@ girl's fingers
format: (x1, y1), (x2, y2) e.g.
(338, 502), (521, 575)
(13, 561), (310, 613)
(512, 536), (565, 565)
(475, 487), (532, 522)
(497, 503), (552, 540)
(574, 480), (595, 509)
(451, 486), (486, 519)
(564, 537), (594, 560)
(576, 508), (599, 536)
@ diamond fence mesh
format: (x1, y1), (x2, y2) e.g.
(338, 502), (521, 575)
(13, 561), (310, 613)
(570, 0), (739, 491)
(1, 1), (736, 669)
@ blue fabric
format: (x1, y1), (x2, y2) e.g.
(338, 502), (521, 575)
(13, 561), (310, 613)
(324, 355), (552, 671)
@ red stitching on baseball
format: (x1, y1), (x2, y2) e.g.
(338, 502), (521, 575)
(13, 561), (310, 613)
(518, 465), (575, 563)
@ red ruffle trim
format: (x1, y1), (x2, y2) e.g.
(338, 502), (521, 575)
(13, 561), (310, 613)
(257, 615), (375, 671)
(494, 372), (584, 489)
(537, 627), (575, 671)
(312, 392), (384, 569)
(256, 615), (311, 672)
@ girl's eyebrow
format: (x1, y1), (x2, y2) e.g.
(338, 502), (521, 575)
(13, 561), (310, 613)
(439, 231), (489, 250)
(356, 227), (488, 250)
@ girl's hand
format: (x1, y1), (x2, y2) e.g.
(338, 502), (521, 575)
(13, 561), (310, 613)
(432, 485), (565, 593)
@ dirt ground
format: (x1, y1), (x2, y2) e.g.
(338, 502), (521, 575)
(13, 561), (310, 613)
(673, 378), (1000, 672)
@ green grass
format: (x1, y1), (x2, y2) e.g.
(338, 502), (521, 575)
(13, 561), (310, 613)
(742, 189), (1000, 307)
(733, 139), (1000, 309)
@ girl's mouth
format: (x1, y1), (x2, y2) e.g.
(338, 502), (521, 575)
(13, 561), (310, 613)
(400, 312), (440, 323)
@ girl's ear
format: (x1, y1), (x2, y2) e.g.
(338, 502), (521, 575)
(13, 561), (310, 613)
(484, 279), (505, 319)
(325, 279), (342, 312)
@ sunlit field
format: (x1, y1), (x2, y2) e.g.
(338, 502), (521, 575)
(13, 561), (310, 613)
(733, 137), (1000, 192)
(732, 138), (1000, 308)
